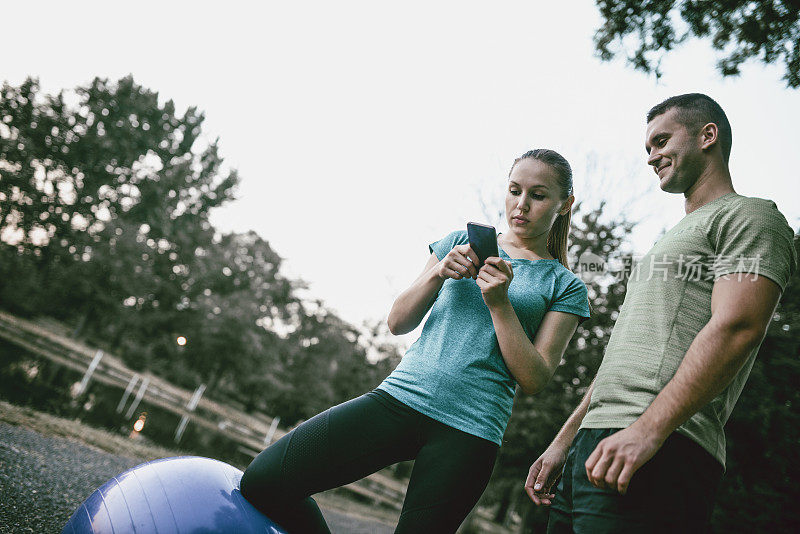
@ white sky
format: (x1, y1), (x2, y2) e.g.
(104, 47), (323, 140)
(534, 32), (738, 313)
(5, 2), (799, 345)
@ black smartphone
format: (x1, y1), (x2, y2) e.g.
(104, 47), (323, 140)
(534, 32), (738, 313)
(467, 222), (498, 267)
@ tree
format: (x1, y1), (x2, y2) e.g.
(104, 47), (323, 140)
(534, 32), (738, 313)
(0, 76), (237, 330)
(594, 0), (800, 88)
(0, 76), (236, 248)
(256, 301), (403, 425)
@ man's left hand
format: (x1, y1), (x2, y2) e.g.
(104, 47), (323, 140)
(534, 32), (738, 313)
(584, 424), (665, 495)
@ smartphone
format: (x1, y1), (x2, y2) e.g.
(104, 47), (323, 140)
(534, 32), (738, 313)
(467, 222), (498, 267)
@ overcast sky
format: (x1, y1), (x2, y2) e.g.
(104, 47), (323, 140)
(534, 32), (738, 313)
(5, 1), (799, 345)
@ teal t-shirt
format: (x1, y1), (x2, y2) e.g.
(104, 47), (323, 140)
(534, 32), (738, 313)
(378, 230), (591, 445)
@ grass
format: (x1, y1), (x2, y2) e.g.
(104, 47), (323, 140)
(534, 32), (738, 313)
(0, 399), (182, 461)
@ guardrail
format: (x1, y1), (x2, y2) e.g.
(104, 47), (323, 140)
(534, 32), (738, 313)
(0, 310), (407, 510)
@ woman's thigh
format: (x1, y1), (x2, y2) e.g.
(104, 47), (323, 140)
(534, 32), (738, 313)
(396, 420), (498, 533)
(240, 390), (422, 502)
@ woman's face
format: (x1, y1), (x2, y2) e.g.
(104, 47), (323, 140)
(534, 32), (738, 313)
(505, 158), (570, 239)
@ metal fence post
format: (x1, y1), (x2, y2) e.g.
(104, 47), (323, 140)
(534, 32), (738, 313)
(75, 350), (104, 395)
(264, 416), (281, 447)
(174, 383), (206, 443)
(116, 374), (140, 413)
(124, 376), (150, 419)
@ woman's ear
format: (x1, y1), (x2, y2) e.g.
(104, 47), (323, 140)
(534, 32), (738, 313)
(560, 195), (575, 216)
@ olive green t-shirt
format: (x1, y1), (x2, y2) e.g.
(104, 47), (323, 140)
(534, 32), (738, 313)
(581, 193), (797, 467)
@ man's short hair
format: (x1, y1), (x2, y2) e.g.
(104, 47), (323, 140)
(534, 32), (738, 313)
(647, 93), (732, 164)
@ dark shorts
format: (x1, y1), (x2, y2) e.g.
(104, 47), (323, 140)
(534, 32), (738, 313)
(547, 428), (723, 534)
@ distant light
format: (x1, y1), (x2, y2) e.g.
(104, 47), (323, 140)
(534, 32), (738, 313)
(177, 336), (187, 346)
(133, 419), (145, 432)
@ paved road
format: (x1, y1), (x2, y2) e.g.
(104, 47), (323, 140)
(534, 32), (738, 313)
(0, 421), (393, 533)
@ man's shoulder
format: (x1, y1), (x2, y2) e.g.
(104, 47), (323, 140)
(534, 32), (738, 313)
(706, 193), (797, 287)
(708, 193), (790, 230)
(723, 193), (777, 211)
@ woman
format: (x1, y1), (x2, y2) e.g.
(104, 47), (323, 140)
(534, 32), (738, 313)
(240, 149), (591, 533)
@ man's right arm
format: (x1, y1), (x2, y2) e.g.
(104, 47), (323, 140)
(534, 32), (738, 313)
(553, 378), (595, 448)
(525, 379), (595, 506)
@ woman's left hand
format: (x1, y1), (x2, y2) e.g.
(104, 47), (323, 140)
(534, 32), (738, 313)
(476, 257), (513, 308)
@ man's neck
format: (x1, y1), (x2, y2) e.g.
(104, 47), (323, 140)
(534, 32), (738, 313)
(683, 166), (735, 215)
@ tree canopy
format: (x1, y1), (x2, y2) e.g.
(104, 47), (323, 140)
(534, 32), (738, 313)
(594, 0), (800, 88)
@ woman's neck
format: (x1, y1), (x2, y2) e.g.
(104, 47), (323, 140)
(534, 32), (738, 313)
(499, 230), (553, 260)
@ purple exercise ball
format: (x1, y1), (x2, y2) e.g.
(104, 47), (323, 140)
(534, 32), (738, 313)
(61, 456), (287, 534)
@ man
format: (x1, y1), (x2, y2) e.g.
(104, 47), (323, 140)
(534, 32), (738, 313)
(524, 93), (798, 533)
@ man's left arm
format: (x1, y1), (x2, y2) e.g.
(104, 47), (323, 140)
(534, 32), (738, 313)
(584, 274), (782, 494)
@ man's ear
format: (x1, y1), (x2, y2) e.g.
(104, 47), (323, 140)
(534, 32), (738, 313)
(700, 122), (719, 152)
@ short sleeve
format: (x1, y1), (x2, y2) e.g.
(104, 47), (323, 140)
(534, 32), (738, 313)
(711, 199), (798, 291)
(549, 274), (591, 323)
(429, 230), (469, 260)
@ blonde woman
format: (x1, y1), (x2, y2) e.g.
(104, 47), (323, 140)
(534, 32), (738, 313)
(241, 149), (590, 533)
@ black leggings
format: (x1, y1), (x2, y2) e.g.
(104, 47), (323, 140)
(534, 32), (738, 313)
(240, 389), (498, 533)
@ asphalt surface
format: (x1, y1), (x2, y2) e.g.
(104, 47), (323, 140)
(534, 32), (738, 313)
(0, 421), (393, 533)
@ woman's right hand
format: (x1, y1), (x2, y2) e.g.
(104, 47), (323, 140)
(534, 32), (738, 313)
(524, 441), (569, 506)
(437, 244), (481, 281)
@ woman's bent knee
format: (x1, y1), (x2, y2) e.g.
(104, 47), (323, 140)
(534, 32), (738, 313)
(240, 434), (291, 505)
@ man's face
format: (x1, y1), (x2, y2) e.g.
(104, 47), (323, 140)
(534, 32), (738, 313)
(645, 108), (705, 194)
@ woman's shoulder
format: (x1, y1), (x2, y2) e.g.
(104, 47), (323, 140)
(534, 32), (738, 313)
(429, 230), (469, 257)
(436, 229), (469, 245)
(551, 262), (588, 290)
(450, 229), (469, 241)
